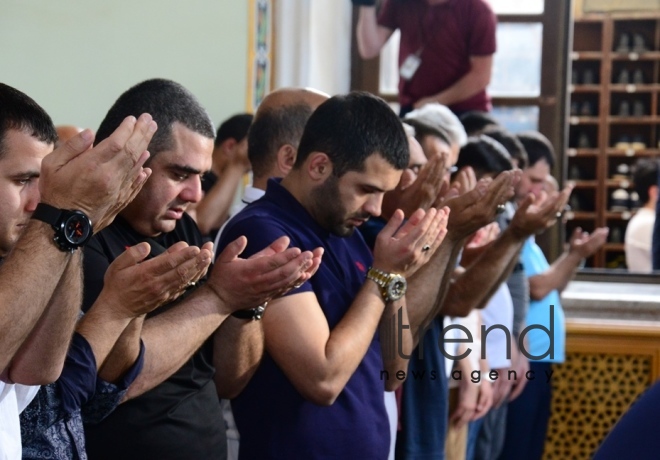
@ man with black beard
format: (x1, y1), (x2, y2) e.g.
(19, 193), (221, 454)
(217, 92), (449, 459)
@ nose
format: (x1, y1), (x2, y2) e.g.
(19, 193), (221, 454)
(363, 194), (383, 218)
(25, 183), (41, 213)
(180, 176), (203, 204)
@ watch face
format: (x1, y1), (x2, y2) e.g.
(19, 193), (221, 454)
(64, 213), (92, 245)
(387, 275), (407, 301)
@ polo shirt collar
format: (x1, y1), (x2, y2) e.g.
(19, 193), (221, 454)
(265, 178), (331, 239)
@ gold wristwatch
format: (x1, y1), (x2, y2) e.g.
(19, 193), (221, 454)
(366, 267), (407, 302)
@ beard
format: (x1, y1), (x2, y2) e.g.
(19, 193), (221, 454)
(310, 175), (370, 237)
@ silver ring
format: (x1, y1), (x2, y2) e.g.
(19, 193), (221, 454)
(556, 211), (563, 218)
(422, 244), (431, 252)
(187, 281), (196, 287)
(496, 204), (506, 214)
(293, 282), (303, 289)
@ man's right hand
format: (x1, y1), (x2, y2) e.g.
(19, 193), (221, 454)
(206, 236), (323, 314)
(373, 207), (449, 278)
(39, 113), (157, 232)
(443, 171), (517, 241)
(97, 241), (212, 318)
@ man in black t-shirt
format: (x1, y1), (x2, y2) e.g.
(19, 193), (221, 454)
(81, 79), (320, 460)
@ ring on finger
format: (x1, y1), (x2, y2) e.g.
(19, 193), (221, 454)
(496, 204), (506, 214)
(422, 244), (431, 252)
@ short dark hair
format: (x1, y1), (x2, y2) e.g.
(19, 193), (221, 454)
(455, 135), (513, 179)
(0, 83), (57, 159)
(482, 126), (528, 169)
(459, 111), (500, 136)
(633, 158), (659, 204)
(517, 131), (555, 169)
(215, 113), (253, 148)
(248, 104), (313, 179)
(295, 92), (409, 176)
(95, 79), (215, 156)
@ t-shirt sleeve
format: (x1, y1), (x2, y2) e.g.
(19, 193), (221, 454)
(521, 239), (548, 278)
(468, 0), (497, 56)
(377, 0), (399, 31)
(216, 216), (313, 296)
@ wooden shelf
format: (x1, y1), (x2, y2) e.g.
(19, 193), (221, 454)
(570, 84), (604, 93)
(569, 116), (600, 125)
(567, 148), (600, 156)
(567, 12), (660, 269)
(603, 243), (625, 252)
(609, 84), (660, 93)
(569, 180), (598, 188)
(610, 51), (660, 60)
(607, 148), (660, 157)
(565, 211), (597, 220)
(607, 116), (657, 124)
(571, 51), (603, 60)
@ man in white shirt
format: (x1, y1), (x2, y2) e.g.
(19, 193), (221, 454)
(626, 159), (658, 272)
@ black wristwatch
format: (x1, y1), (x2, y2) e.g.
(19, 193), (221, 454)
(231, 303), (267, 321)
(31, 203), (93, 253)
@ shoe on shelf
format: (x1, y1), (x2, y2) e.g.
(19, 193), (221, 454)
(631, 135), (646, 150)
(618, 100), (630, 117)
(632, 33), (648, 53)
(582, 69), (596, 85)
(614, 135), (631, 150)
(616, 69), (630, 85)
(609, 227), (623, 244)
(577, 132), (591, 149)
(612, 163), (631, 181)
(632, 100), (645, 117)
(580, 101), (594, 117)
(616, 33), (631, 53)
(632, 68), (645, 85)
(571, 70), (580, 85)
(570, 101), (579, 116)
(610, 188), (630, 212)
(569, 195), (582, 212)
(569, 164), (582, 180)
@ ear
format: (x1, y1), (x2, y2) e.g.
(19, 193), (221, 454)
(276, 144), (297, 176)
(398, 169), (416, 191)
(649, 184), (658, 204)
(220, 138), (237, 155)
(306, 152), (333, 181)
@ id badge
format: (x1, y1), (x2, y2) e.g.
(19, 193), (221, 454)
(400, 54), (421, 81)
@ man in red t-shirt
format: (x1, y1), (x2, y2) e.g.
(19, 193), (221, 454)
(355, 0), (497, 116)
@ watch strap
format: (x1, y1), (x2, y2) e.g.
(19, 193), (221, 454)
(231, 303), (267, 321)
(32, 203), (64, 228)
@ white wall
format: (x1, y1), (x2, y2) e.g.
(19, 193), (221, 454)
(275, 0), (351, 95)
(0, 0), (248, 130)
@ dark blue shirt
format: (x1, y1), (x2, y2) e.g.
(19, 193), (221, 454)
(218, 179), (390, 459)
(20, 333), (144, 460)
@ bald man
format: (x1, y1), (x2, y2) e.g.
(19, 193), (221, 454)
(212, 87), (328, 460)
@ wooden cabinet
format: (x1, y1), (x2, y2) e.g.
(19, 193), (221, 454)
(567, 13), (660, 268)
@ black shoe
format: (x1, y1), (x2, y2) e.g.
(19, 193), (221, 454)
(570, 101), (579, 116)
(633, 68), (645, 85)
(617, 69), (630, 84)
(633, 33), (647, 53)
(633, 100), (645, 117)
(583, 69), (596, 85)
(618, 100), (630, 117)
(577, 132), (591, 148)
(571, 70), (580, 85)
(616, 33), (631, 53)
(580, 101), (593, 116)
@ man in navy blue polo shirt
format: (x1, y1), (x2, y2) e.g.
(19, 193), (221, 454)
(218, 92), (449, 459)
